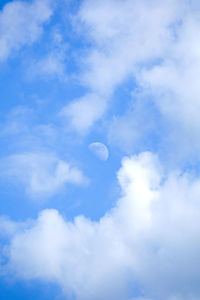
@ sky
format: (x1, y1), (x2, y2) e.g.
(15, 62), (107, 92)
(1, 0), (200, 299)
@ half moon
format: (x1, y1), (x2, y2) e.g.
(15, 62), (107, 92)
(89, 142), (109, 161)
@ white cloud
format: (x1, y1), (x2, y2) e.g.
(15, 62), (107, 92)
(0, 0), (54, 61)
(61, 93), (107, 134)
(139, 14), (200, 129)
(74, 0), (200, 155)
(61, 0), (185, 134)
(0, 152), (88, 198)
(2, 152), (200, 299)
(78, 0), (182, 94)
(62, 0), (179, 134)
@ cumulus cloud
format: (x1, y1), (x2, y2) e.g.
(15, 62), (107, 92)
(0, 152), (88, 198)
(0, 0), (54, 61)
(1, 152), (200, 299)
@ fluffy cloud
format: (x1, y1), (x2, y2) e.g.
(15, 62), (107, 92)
(1, 152), (200, 299)
(0, 152), (88, 198)
(0, 0), (54, 61)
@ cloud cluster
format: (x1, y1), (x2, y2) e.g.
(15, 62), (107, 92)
(60, 0), (200, 159)
(1, 152), (200, 299)
(69, 0), (181, 134)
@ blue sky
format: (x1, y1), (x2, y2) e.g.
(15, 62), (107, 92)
(1, 0), (200, 299)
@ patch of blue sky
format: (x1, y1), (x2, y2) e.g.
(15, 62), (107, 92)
(0, 279), (65, 300)
(0, 0), (13, 10)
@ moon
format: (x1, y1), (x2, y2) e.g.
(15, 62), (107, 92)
(89, 142), (109, 161)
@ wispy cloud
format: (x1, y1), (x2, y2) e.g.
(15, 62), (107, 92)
(0, 152), (88, 199)
(60, 93), (107, 134)
(0, 0), (54, 61)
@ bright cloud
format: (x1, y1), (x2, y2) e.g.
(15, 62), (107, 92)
(1, 152), (200, 299)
